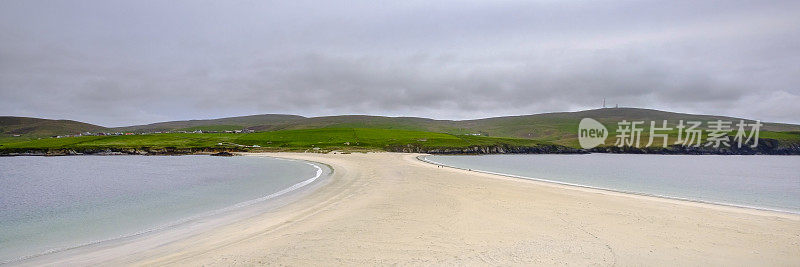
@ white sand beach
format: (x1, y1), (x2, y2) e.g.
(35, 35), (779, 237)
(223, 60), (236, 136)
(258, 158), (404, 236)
(17, 152), (800, 266)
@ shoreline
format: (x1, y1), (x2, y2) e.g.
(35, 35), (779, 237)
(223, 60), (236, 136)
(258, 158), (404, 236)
(10, 152), (800, 265)
(7, 155), (333, 266)
(417, 155), (800, 216)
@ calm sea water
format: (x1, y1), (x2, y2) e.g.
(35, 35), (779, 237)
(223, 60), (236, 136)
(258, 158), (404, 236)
(426, 154), (800, 213)
(0, 155), (324, 263)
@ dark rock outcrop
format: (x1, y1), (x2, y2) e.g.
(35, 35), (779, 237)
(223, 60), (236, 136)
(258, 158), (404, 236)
(588, 137), (799, 155)
(386, 144), (584, 155)
(0, 147), (246, 156)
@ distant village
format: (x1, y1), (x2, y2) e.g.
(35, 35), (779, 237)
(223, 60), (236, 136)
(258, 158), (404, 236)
(50, 129), (256, 139)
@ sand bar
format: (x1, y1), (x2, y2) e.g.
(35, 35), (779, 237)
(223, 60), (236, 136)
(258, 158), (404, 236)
(15, 152), (800, 266)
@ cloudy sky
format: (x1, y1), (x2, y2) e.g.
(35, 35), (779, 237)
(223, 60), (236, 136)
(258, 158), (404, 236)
(1, 0), (799, 127)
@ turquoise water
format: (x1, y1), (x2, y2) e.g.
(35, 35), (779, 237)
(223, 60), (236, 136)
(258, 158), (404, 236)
(425, 154), (800, 213)
(0, 155), (324, 263)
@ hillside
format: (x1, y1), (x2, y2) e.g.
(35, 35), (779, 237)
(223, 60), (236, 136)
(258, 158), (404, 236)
(106, 107), (800, 147)
(113, 114), (305, 132)
(455, 108), (800, 146)
(0, 116), (108, 143)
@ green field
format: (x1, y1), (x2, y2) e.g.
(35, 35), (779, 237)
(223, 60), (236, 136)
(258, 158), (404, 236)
(3, 108), (800, 154)
(2, 126), (798, 154)
(0, 128), (550, 153)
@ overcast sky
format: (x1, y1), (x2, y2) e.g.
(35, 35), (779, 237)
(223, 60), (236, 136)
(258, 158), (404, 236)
(1, 0), (799, 127)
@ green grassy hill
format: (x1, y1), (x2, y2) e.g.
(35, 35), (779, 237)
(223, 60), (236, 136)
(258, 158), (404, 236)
(456, 108), (800, 146)
(0, 116), (109, 143)
(113, 114), (305, 132)
(3, 108), (799, 152)
(108, 108), (800, 147)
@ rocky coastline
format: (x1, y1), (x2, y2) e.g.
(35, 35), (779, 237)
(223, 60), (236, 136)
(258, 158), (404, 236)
(0, 147), (246, 156)
(388, 137), (800, 155)
(2, 137), (798, 156)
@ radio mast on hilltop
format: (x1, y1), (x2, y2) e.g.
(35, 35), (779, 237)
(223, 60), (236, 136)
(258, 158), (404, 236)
(603, 97), (606, 108)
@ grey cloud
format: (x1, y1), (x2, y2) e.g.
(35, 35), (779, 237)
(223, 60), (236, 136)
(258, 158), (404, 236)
(1, 0), (799, 126)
